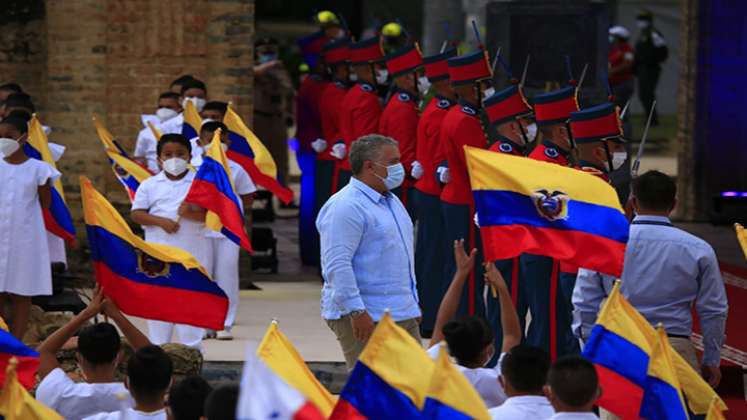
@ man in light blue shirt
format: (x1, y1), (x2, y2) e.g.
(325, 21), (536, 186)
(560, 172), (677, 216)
(317, 134), (421, 369)
(572, 171), (727, 388)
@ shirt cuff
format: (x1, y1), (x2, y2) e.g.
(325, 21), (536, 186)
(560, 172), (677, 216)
(339, 296), (366, 315)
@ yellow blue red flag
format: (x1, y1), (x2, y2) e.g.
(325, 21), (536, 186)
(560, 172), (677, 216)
(93, 117), (153, 201)
(465, 146), (629, 277)
(26, 115), (76, 245)
(0, 358), (62, 420)
(80, 176), (228, 330)
(181, 100), (202, 140)
(640, 326), (688, 420)
(423, 345), (490, 419)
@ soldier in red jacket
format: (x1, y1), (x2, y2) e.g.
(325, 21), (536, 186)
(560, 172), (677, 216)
(411, 48), (457, 336)
(379, 44), (424, 218)
(336, 36), (387, 191)
(438, 50), (493, 318)
(569, 102), (627, 182)
(529, 86), (580, 166)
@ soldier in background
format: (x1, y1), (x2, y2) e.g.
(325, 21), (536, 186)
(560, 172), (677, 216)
(608, 25), (635, 203)
(634, 10), (668, 127)
(254, 37), (295, 199)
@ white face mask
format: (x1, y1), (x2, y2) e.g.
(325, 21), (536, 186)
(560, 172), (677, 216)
(0, 137), (20, 157)
(156, 108), (179, 122)
(417, 76), (431, 95)
(374, 162), (405, 190)
(349, 72), (359, 82)
(375, 69), (389, 85)
(162, 157), (189, 176)
(482, 86), (496, 101)
(525, 122), (538, 143)
(610, 151), (628, 171)
(182, 96), (206, 113)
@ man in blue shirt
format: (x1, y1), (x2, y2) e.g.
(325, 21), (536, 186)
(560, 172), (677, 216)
(317, 134), (421, 369)
(572, 170), (728, 388)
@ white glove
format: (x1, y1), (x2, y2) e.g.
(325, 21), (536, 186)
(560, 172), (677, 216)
(411, 161), (424, 179)
(311, 138), (328, 153)
(437, 167), (450, 183)
(474, 212), (480, 228)
(330, 143), (347, 160)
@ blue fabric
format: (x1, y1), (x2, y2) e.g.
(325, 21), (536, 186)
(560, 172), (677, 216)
(422, 398), (473, 420)
(520, 253), (554, 351)
(340, 362), (423, 418)
(640, 376), (689, 420)
(414, 191), (450, 333)
(297, 150), (317, 266)
(583, 325), (650, 387)
(318, 178), (420, 321)
(441, 202), (485, 317)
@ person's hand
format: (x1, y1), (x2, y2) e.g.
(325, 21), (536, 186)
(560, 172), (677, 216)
(159, 218), (180, 234)
(484, 262), (508, 293)
(437, 167), (450, 183)
(454, 239), (477, 276)
(311, 139), (328, 153)
(82, 286), (105, 318)
(330, 143), (347, 160)
(411, 161), (424, 179)
(702, 365), (722, 389)
(101, 296), (123, 319)
(350, 312), (375, 342)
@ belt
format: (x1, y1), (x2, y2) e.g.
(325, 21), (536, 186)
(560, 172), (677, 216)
(667, 333), (691, 339)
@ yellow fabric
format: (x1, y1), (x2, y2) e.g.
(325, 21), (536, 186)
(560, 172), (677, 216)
(79, 176), (210, 278)
(256, 322), (335, 417)
(93, 117), (152, 183)
(358, 313), (435, 409)
(0, 359), (62, 420)
(427, 346), (490, 420)
(734, 223), (747, 259)
(223, 105), (278, 178)
(705, 396), (727, 420)
(0, 317), (8, 332)
(464, 146), (624, 212)
(648, 326), (688, 416)
(28, 115), (66, 201)
(147, 120), (163, 141)
(183, 100), (203, 135)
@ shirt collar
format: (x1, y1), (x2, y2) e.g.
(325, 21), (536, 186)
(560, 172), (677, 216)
(632, 214), (672, 224)
(350, 177), (386, 204)
(505, 395), (551, 405)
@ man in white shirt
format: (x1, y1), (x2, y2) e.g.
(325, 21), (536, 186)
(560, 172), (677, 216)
(489, 346), (554, 420)
(544, 357), (600, 419)
(84, 345), (173, 420)
(36, 287), (152, 420)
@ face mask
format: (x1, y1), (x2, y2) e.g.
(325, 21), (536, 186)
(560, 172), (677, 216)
(525, 122), (538, 143)
(482, 86), (496, 101)
(258, 53), (277, 64)
(417, 76), (431, 95)
(375, 162), (405, 190)
(156, 108), (178, 122)
(0, 137), (19, 157)
(375, 69), (389, 85)
(182, 97), (206, 113)
(610, 151), (628, 171)
(349, 72), (359, 82)
(162, 157), (189, 176)
(202, 118), (214, 124)
(636, 19), (650, 29)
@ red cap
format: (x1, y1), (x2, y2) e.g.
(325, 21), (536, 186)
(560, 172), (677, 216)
(569, 103), (624, 143)
(323, 37), (350, 64)
(423, 48), (457, 82)
(483, 85), (533, 125)
(531, 87), (580, 126)
(385, 44), (423, 78)
(350, 37), (384, 65)
(447, 50), (492, 86)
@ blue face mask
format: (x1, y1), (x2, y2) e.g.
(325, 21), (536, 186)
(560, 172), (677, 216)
(375, 162), (405, 190)
(258, 53), (277, 64)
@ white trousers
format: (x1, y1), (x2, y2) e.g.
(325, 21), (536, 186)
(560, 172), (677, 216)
(147, 321), (204, 349)
(210, 237), (240, 330)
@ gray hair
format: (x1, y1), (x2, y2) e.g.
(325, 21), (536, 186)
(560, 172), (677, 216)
(349, 134), (398, 175)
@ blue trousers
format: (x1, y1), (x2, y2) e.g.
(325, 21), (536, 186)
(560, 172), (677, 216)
(334, 169), (351, 192)
(297, 151), (317, 266)
(392, 185), (417, 221)
(312, 159), (335, 266)
(485, 257), (526, 366)
(414, 191), (449, 334)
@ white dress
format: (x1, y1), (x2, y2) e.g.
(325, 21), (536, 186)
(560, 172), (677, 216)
(0, 158), (60, 296)
(47, 142), (67, 265)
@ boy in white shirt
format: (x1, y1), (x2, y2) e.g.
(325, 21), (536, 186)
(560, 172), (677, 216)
(544, 357), (601, 420)
(84, 345), (173, 420)
(134, 92), (183, 173)
(36, 287), (151, 420)
(489, 346), (554, 420)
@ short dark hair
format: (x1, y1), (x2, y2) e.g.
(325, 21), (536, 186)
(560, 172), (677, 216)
(168, 376), (213, 420)
(78, 323), (121, 365)
(181, 78), (207, 95)
(547, 356), (598, 408)
(157, 133), (192, 156)
(4, 93), (35, 113)
(442, 316), (494, 366)
(126, 345), (173, 402)
(204, 384), (240, 420)
(0, 116), (29, 134)
(632, 170), (676, 212)
(159, 91), (181, 101)
(200, 121), (228, 135)
(202, 101), (228, 115)
(171, 75), (194, 89)
(501, 345), (550, 393)
(5, 109), (32, 123)
(0, 83), (23, 93)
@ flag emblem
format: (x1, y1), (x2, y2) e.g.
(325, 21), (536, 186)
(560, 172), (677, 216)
(531, 189), (570, 221)
(136, 250), (170, 278)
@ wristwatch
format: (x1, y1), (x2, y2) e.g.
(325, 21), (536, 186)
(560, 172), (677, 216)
(348, 310), (366, 318)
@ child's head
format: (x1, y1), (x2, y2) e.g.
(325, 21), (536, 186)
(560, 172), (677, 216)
(171, 75), (195, 95)
(202, 384), (239, 420)
(3, 92), (35, 115)
(544, 356), (600, 412)
(200, 101), (227, 122)
(199, 121), (229, 148)
(126, 345), (173, 407)
(167, 375), (212, 420)
(76, 322), (122, 377)
(500, 345), (550, 396)
(442, 316), (495, 367)
(159, 92), (182, 111)
(0, 115), (29, 157)
(181, 78), (207, 99)
(157, 133), (192, 160)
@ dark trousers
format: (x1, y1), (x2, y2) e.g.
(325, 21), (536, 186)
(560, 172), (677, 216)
(610, 78), (635, 204)
(312, 159), (335, 266)
(334, 169), (352, 192)
(298, 151), (317, 265)
(486, 257), (528, 366)
(414, 191), (449, 335)
(392, 185), (417, 221)
(637, 67), (660, 125)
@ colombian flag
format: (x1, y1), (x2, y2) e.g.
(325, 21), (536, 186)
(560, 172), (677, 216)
(94, 117), (153, 201)
(423, 345), (490, 419)
(81, 176), (228, 330)
(0, 327), (39, 390)
(582, 282), (727, 419)
(181, 100), (202, 140)
(184, 130), (253, 252)
(223, 105), (295, 205)
(25, 115), (76, 245)
(329, 313), (435, 419)
(465, 146), (628, 277)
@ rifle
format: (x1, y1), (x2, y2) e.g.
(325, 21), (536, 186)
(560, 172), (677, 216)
(631, 99), (657, 178)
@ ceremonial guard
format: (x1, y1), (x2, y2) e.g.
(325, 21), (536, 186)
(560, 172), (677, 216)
(569, 102), (628, 180)
(378, 43), (424, 218)
(438, 50), (493, 317)
(337, 37), (386, 191)
(412, 48), (457, 336)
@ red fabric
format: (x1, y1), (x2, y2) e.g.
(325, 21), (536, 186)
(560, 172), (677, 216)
(550, 259), (559, 361)
(439, 106), (488, 205)
(0, 354), (38, 390)
(226, 151), (295, 204)
(594, 364), (644, 420)
(385, 47), (422, 76)
(484, 92), (532, 125)
(448, 51), (491, 84)
(425, 59), (449, 80)
(608, 42), (634, 86)
(42, 208), (76, 244)
(338, 84), (382, 171)
(293, 402), (325, 420)
(415, 99), (452, 196)
(318, 82), (349, 161)
(533, 96), (579, 125)
(528, 143), (570, 166)
(295, 77), (327, 152)
(324, 47), (350, 64)
(329, 399), (367, 420)
(379, 93), (419, 188)
(350, 43), (384, 64)
(186, 179), (253, 252)
(570, 112), (622, 141)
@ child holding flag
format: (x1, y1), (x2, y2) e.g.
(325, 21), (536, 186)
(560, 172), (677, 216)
(0, 116), (59, 339)
(130, 133), (212, 349)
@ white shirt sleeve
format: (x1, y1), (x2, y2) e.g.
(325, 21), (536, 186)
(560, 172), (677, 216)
(35, 368), (74, 410)
(134, 129), (156, 158)
(232, 164), (257, 196)
(36, 161), (61, 186)
(131, 179), (151, 211)
(48, 142), (66, 162)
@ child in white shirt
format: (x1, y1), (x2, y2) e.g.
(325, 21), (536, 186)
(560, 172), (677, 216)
(544, 357), (601, 420)
(134, 92), (183, 174)
(488, 346), (554, 420)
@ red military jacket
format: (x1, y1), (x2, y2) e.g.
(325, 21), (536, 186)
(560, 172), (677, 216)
(295, 74), (327, 153)
(379, 90), (419, 186)
(528, 139), (571, 166)
(488, 135), (526, 156)
(318, 80), (349, 161)
(338, 82), (382, 171)
(439, 101), (488, 206)
(415, 96), (455, 196)
(608, 42), (635, 86)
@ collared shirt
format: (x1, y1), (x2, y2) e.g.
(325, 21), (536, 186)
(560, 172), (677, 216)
(488, 395), (554, 420)
(572, 215), (728, 366)
(427, 344), (507, 408)
(36, 368), (133, 420)
(317, 177), (420, 321)
(546, 412), (598, 420)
